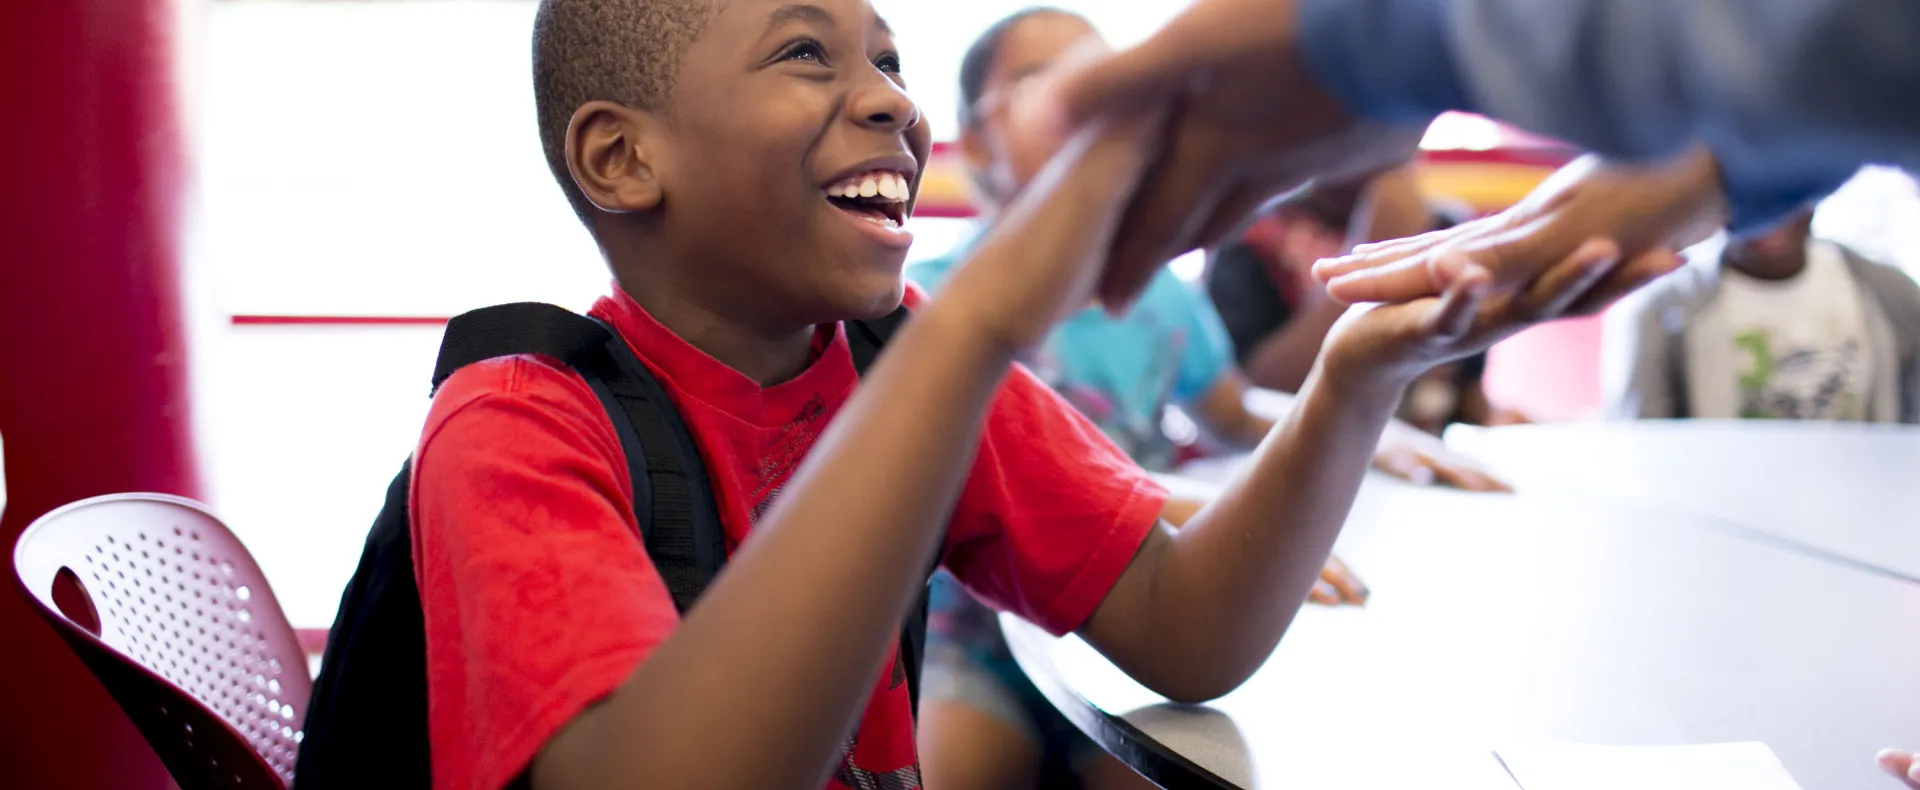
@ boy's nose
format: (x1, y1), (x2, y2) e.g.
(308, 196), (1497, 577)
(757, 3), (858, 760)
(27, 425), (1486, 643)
(851, 76), (921, 134)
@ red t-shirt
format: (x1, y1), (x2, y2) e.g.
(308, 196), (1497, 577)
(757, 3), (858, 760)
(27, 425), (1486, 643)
(409, 284), (1167, 790)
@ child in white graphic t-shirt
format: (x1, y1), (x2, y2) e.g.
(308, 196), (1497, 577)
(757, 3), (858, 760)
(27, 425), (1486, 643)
(1602, 205), (1920, 423)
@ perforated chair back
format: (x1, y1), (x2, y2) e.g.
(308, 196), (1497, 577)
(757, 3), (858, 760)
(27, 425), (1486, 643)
(12, 494), (311, 789)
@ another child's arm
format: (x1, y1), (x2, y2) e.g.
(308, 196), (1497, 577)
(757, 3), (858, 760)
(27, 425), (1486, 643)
(1076, 240), (1682, 703)
(1238, 296), (1346, 393)
(1192, 371), (1275, 447)
(1239, 168), (1428, 393)
(1217, 379), (1510, 491)
(530, 112), (1166, 790)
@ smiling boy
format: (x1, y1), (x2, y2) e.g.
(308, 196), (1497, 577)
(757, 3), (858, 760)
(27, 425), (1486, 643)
(301, 1), (1655, 788)
(390, 2), (1167, 787)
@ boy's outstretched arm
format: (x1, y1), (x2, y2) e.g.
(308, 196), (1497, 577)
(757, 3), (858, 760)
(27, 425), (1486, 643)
(1078, 239), (1683, 704)
(530, 111), (1165, 790)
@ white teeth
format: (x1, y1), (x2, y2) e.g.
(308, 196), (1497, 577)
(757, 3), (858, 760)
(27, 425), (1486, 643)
(824, 171), (910, 203)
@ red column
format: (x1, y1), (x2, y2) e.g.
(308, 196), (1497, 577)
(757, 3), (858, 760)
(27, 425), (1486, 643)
(1, 0), (198, 786)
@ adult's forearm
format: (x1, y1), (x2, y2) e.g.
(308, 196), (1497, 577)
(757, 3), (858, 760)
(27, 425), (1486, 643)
(1297, 0), (1920, 231)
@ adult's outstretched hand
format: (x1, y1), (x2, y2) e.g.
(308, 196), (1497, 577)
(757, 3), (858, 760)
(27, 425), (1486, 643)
(1024, 0), (1424, 312)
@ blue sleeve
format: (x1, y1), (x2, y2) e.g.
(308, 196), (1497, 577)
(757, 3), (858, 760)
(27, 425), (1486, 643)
(1156, 273), (1234, 404)
(1296, 0), (1920, 233)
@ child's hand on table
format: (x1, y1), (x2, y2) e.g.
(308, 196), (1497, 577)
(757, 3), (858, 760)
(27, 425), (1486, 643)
(1878, 749), (1920, 788)
(1307, 555), (1367, 607)
(1165, 497), (1367, 607)
(1370, 444), (1509, 493)
(1370, 416), (1510, 492)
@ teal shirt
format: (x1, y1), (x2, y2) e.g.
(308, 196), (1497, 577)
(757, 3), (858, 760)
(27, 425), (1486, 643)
(909, 237), (1233, 472)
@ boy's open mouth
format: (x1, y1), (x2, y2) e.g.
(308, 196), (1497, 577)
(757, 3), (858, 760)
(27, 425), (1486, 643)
(823, 170), (910, 228)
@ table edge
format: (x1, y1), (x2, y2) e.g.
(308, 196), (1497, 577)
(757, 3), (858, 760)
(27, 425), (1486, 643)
(998, 613), (1244, 790)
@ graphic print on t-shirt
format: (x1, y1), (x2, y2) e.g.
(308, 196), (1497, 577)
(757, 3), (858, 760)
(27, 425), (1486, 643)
(1687, 240), (1876, 422)
(1735, 330), (1866, 419)
(749, 394), (829, 520)
(835, 733), (922, 790)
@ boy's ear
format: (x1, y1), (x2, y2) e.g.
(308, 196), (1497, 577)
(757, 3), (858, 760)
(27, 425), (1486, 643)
(565, 101), (663, 214)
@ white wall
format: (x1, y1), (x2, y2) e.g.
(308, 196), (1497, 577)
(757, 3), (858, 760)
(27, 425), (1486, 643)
(198, 0), (1187, 319)
(1814, 166), (1920, 278)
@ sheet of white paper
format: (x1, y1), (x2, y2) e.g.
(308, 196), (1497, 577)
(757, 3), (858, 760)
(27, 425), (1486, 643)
(1496, 742), (1805, 790)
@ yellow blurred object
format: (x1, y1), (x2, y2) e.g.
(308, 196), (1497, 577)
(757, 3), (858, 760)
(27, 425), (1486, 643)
(1412, 161), (1556, 214)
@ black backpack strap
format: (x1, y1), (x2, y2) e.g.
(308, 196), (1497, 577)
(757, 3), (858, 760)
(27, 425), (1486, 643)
(431, 302), (720, 613)
(587, 325), (727, 614)
(846, 305), (911, 373)
(431, 302), (613, 394)
(582, 366), (656, 545)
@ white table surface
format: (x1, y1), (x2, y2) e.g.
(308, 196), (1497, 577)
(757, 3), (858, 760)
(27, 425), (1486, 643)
(1446, 420), (1920, 581)
(1006, 472), (1920, 789)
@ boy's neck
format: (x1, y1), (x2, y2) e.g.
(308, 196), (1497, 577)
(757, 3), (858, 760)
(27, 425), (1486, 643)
(609, 265), (817, 388)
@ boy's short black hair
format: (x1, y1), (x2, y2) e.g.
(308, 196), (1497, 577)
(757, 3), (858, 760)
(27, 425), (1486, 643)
(532, 0), (712, 225)
(957, 7), (1084, 130)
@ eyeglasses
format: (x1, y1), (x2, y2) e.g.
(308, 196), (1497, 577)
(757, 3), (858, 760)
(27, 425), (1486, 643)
(965, 72), (1043, 128)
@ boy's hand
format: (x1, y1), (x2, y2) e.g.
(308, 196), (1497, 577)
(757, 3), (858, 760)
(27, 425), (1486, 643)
(1879, 749), (1920, 788)
(1023, 0), (1423, 312)
(1321, 238), (1685, 391)
(940, 103), (1170, 352)
(1307, 555), (1368, 606)
(1313, 148), (1727, 308)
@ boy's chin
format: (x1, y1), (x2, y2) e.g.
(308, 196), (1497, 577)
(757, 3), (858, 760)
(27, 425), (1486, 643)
(813, 273), (907, 322)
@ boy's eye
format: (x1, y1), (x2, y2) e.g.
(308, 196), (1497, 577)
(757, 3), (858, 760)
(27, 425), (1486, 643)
(874, 53), (902, 74)
(780, 40), (828, 65)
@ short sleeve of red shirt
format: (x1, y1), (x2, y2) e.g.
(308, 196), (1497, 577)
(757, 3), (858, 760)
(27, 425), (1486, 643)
(916, 288), (1171, 637)
(410, 355), (678, 790)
